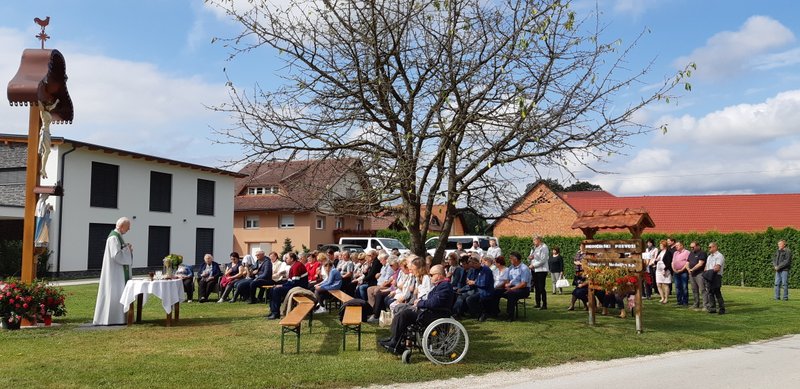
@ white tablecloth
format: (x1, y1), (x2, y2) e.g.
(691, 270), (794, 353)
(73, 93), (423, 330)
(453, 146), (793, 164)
(120, 279), (184, 315)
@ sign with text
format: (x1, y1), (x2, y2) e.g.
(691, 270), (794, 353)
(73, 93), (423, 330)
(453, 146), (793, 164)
(581, 239), (643, 254)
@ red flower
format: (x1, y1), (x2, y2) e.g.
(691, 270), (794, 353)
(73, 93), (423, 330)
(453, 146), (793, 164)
(23, 303), (28, 309)
(8, 298), (14, 304)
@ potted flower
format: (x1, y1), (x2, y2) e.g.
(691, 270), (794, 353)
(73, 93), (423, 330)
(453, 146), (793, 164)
(37, 282), (67, 326)
(0, 279), (35, 330)
(162, 253), (184, 278)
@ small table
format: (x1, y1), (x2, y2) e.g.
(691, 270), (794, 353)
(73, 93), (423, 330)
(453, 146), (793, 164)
(120, 279), (184, 326)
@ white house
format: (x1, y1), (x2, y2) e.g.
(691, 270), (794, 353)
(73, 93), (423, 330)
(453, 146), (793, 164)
(0, 134), (241, 277)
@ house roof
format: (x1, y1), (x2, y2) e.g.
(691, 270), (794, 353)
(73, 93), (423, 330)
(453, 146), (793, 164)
(491, 178), (614, 227)
(563, 193), (800, 233)
(571, 208), (655, 238)
(234, 159), (357, 212)
(0, 134), (245, 178)
(369, 204), (464, 232)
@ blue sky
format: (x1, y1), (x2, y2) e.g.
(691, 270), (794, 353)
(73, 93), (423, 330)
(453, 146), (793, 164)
(2, 0), (800, 196)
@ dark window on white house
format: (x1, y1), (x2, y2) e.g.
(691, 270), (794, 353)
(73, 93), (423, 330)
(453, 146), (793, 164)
(0, 168), (25, 184)
(87, 223), (116, 270)
(195, 228), (214, 265)
(196, 179), (215, 216)
(90, 162), (119, 208)
(147, 226), (171, 267)
(149, 171), (172, 212)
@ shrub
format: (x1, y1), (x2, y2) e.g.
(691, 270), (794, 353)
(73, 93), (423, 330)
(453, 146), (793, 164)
(499, 228), (799, 287)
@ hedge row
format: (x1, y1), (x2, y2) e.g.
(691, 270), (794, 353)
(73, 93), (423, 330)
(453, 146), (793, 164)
(499, 228), (799, 288)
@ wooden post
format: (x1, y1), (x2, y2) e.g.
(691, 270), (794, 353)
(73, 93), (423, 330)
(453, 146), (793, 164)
(635, 272), (643, 334)
(588, 285), (596, 325)
(21, 105), (42, 283)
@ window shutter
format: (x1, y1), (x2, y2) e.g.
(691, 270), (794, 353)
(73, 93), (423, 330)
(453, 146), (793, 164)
(149, 171), (172, 212)
(195, 228), (214, 265)
(147, 226), (171, 267)
(90, 162), (119, 208)
(87, 223), (116, 270)
(196, 179), (215, 216)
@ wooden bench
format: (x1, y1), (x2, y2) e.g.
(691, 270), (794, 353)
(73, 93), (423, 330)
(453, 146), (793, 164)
(259, 284), (275, 303)
(328, 290), (362, 351)
(278, 296), (315, 354)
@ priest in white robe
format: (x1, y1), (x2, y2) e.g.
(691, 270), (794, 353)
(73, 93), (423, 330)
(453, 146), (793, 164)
(93, 217), (133, 325)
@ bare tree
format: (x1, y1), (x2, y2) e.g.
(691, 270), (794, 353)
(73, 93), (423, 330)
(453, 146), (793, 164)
(208, 0), (692, 259)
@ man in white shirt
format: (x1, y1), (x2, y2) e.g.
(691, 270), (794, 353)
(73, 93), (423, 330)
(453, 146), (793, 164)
(704, 242), (726, 314)
(486, 238), (502, 259)
(528, 235), (549, 310)
(467, 239), (485, 258)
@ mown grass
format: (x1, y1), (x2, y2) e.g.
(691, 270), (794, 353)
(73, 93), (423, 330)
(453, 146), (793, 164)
(0, 283), (797, 388)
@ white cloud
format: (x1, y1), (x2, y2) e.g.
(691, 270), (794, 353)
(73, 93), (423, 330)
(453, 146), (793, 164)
(656, 89), (800, 146)
(673, 16), (795, 81)
(612, 0), (666, 17)
(0, 26), (235, 166)
(752, 47), (800, 70)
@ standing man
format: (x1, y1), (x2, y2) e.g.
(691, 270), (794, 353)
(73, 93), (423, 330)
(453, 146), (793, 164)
(528, 236), (549, 310)
(704, 242), (726, 314)
(468, 239), (485, 258)
(93, 217), (133, 326)
(487, 238), (502, 259)
(773, 240), (792, 301)
(671, 241), (690, 306)
(687, 241), (707, 310)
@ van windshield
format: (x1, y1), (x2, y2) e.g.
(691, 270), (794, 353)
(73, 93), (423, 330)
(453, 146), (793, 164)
(378, 238), (408, 250)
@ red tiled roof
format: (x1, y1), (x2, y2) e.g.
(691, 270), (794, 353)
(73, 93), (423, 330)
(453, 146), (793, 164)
(571, 208), (655, 230)
(234, 159), (356, 211)
(557, 190), (616, 200)
(563, 194), (800, 233)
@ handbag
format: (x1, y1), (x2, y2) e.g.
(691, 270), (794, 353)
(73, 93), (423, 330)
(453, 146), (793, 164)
(555, 278), (570, 288)
(379, 310), (393, 327)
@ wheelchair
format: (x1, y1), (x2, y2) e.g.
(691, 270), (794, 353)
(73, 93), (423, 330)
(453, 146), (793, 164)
(399, 317), (469, 365)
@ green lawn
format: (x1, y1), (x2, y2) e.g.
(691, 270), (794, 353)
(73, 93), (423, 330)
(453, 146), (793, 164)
(0, 284), (797, 388)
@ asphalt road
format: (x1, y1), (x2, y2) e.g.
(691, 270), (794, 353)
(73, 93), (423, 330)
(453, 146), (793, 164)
(366, 334), (800, 389)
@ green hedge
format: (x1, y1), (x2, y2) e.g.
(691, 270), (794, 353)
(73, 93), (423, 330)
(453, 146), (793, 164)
(499, 227), (799, 288)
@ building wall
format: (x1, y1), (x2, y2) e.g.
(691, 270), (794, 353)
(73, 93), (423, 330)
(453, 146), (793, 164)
(233, 212), (369, 255)
(50, 145), (235, 272)
(493, 182), (582, 238)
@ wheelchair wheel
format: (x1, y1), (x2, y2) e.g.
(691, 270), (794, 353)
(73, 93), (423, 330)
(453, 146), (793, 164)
(421, 318), (469, 365)
(401, 349), (412, 364)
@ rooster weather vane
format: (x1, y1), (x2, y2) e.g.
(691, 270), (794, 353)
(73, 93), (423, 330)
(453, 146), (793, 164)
(35, 16), (50, 49)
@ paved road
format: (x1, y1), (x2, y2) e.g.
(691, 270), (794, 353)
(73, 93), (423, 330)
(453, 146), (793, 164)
(366, 334), (800, 389)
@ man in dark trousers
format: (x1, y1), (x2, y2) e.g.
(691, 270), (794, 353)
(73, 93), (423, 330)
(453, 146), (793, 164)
(379, 264), (453, 354)
(248, 251), (273, 304)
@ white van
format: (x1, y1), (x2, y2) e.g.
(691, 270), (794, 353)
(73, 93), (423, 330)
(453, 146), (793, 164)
(425, 235), (499, 256)
(338, 237), (411, 254)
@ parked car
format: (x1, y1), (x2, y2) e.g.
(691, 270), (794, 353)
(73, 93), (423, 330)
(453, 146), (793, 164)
(317, 244), (365, 254)
(338, 237), (410, 254)
(425, 235), (499, 256)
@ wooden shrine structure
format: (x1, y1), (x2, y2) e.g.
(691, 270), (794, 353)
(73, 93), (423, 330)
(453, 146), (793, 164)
(571, 208), (655, 333)
(6, 17), (73, 283)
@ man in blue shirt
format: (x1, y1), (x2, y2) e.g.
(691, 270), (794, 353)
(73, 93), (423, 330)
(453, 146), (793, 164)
(503, 252), (531, 321)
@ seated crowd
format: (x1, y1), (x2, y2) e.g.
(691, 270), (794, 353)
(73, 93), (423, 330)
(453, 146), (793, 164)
(177, 236), (723, 334)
